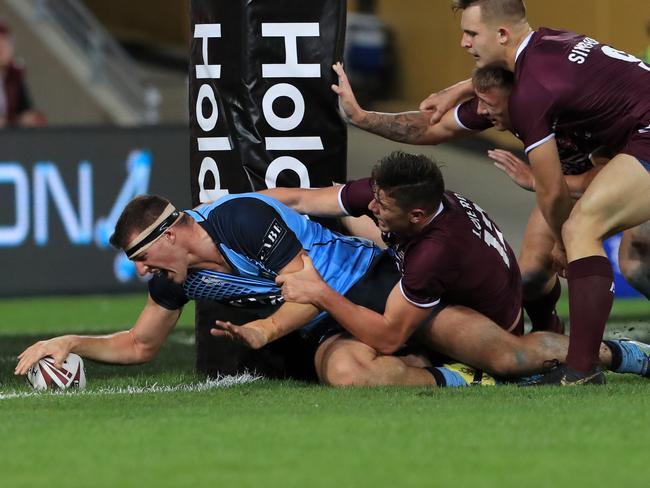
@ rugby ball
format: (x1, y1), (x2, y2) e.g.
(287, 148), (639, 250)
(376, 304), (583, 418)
(27, 353), (87, 390)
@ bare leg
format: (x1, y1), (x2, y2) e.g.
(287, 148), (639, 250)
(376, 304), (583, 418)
(518, 207), (564, 333)
(413, 305), (613, 377)
(562, 154), (650, 372)
(619, 221), (650, 299)
(519, 207), (558, 300)
(314, 333), (437, 386)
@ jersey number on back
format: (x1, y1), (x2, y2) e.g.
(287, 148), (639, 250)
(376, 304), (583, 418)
(471, 203), (511, 269)
(601, 46), (650, 73)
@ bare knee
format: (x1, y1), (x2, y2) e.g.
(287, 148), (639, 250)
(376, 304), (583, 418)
(562, 203), (607, 249)
(561, 214), (584, 248)
(321, 353), (373, 386)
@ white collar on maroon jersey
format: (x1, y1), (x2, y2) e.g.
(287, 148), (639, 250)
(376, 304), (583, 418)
(422, 202), (445, 227)
(514, 31), (535, 64)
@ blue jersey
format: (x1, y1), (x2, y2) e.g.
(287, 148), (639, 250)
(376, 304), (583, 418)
(148, 193), (381, 330)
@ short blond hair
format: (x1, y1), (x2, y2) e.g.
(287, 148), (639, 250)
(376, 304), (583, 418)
(472, 64), (514, 94)
(452, 0), (527, 25)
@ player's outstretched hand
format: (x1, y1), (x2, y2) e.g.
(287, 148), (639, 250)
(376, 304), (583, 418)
(331, 62), (363, 124)
(211, 321), (269, 349)
(276, 254), (327, 305)
(488, 149), (535, 191)
(15, 336), (73, 375)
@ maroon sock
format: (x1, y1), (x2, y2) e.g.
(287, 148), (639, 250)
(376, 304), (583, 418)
(524, 278), (561, 332)
(566, 256), (614, 372)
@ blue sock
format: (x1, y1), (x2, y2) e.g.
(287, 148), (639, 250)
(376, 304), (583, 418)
(605, 340), (649, 375)
(426, 366), (469, 387)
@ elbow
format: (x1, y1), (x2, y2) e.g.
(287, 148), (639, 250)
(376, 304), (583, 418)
(374, 335), (408, 355)
(134, 341), (161, 363)
(369, 322), (412, 355)
(136, 348), (157, 363)
(128, 331), (158, 364)
(376, 344), (400, 355)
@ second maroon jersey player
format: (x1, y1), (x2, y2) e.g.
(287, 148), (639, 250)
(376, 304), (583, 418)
(339, 177), (523, 333)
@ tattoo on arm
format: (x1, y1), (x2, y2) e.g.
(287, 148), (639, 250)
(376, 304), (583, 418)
(358, 111), (430, 144)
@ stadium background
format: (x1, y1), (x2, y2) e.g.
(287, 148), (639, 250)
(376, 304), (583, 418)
(2, 0), (648, 296)
(1, 2), (649, 486)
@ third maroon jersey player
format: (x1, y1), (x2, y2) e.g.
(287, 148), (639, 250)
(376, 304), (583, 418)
(339, 178), (523, 333)
(455, 96), (600, 175)
(508, 28), (650, 163)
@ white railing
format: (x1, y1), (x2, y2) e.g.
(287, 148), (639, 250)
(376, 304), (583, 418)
(32, 0), (160, 123)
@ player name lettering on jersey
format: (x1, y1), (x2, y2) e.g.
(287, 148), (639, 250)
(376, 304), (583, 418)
(568, 37), (599, 65)
(454, 193), (510, 268)
(454, 192), (482, 238)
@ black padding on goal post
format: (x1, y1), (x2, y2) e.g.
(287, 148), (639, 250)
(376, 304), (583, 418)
(189, 0), (348, 378)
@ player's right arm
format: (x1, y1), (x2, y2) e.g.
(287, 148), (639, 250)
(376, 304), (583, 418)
(261, 185), (345, 218)
(15, 296), (180, 374)
(332, 62), (470, 145)
(277, 255), (432, 354)
(527, 140), (573, 243)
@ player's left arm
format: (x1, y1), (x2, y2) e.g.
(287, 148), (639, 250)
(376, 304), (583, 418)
(277, 255), (431, 354)
(527, 139), (573, 242)
(211, 250), (320, 349)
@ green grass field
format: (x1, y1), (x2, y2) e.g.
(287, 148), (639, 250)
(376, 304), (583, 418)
(1, 294), (649, 487)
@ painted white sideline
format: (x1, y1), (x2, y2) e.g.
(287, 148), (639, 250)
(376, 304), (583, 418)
(0, 373), (263, 401)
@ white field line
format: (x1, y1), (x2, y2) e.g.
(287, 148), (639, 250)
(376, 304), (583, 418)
(0, 373), (262, 401)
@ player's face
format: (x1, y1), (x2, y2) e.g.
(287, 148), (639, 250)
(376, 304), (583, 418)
(131, 231), (188, 284)
(460, 6), (503, 67)
(476, 87), (511, 130)
(368, 187), (411, 234)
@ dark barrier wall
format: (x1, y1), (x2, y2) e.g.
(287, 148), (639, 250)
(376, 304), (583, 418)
(189, 0), (348, 377)
(0, 125), (190, 297)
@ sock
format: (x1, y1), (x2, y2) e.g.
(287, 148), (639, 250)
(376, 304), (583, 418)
(524, 278), (562, 332)
(566, 256), (615, 373)
(425, 367), (469, 387)
(604, 340), (649, 375)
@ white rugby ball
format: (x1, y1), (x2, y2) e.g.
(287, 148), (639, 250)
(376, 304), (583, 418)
(27, 353), (87, 390)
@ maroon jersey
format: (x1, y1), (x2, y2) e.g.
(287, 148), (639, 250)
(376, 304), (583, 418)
(339, 178), (522, 331)
(456, 97), (596, 175)
(509, 28), (650, 163)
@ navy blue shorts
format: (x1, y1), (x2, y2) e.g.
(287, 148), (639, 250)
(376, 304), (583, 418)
(640, 159), (650, 172)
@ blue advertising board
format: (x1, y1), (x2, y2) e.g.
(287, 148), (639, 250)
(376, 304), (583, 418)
(0, 125), (190, 296)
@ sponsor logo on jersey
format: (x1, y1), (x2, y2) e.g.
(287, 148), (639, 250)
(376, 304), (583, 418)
(258, 219), (287, 262)
(200, 276), (225, 286)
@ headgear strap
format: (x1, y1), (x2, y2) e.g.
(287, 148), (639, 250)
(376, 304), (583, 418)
(125, 203), (182, 259)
